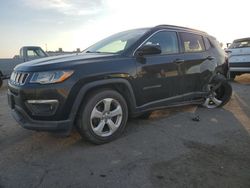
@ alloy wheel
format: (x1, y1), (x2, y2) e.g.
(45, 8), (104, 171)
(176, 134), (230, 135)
(90, 98), (123, 137)
(203, 84), (223, 108)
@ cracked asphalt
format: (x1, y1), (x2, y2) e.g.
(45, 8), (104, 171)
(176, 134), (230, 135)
(0, 75), (250, 188)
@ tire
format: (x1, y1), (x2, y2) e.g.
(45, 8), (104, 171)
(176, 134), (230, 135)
(77, 89), (128, 144)
(202, 75), (232, 108)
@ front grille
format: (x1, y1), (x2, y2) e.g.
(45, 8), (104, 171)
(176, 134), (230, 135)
(10, 72), (29, 85)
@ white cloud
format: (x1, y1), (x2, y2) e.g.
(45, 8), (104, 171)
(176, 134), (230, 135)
(3, 0), (250, 58)
(22, 0), (104, 16)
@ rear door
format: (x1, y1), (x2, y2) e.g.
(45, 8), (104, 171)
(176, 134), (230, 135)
(177, 32), (216, 93)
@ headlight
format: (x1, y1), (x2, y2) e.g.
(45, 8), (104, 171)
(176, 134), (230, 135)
(30, 70), (74, 84)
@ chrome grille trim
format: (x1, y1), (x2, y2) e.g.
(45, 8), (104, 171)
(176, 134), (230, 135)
(10, 72), (29, 85)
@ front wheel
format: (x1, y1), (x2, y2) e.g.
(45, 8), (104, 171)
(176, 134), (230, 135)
(202, 76), (232, 109)
(77, 89), (128, 144)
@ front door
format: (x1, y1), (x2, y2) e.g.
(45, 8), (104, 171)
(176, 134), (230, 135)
(134, 31), (184, 106)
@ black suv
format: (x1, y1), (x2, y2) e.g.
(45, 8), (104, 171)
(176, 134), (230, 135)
(8, 25), (232, 144)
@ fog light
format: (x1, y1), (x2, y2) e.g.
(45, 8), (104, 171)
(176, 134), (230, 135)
(26, 100), (59, 116)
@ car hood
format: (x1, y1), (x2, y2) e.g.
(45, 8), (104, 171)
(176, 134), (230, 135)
(15, 53), (120, 72)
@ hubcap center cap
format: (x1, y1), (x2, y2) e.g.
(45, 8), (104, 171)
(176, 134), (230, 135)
(103, 112), (110, 121)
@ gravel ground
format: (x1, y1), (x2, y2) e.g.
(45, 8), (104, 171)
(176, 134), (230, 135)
(0, 75), (250, 188)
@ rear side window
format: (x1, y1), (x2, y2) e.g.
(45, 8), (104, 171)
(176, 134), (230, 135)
(144, 31), (179, 54)
(180, 33), (205, 53)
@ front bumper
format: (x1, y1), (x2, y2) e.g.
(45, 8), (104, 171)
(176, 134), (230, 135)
(7, 87), (73, 132)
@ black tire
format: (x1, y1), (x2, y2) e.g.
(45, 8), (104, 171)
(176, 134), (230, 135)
(202, 75), (232, 108)
(77, 89), (128, 144)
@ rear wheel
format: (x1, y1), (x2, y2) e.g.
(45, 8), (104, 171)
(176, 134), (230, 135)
(77, 89), (128, 144)
(202, 76), (232, 108)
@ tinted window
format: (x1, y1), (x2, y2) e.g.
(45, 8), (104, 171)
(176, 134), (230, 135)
(144, 31), (179, 54)
(204, 37), (211, 50)
(180, 33), (205, 53)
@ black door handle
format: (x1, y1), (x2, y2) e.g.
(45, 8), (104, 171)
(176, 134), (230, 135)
(174, 59), (185, 64)
(206, 56), (215, 60)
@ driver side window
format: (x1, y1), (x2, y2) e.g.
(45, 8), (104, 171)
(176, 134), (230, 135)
(144, 31), (179, 54)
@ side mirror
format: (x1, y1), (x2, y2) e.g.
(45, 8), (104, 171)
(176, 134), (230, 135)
(136, 44), (162, 56)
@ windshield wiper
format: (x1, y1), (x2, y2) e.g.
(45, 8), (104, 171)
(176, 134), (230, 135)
(85, 51), (117, 54)
(85, 51), (101, 53)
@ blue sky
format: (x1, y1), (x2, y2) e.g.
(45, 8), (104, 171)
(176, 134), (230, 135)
(1, 0), (250, 57)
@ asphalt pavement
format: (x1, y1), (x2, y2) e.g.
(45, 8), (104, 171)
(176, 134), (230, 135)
(0, 75), (250, 188)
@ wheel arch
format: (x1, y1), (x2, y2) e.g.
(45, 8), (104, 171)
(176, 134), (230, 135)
(202, 73), (232, 108)
(69, 78), (137, 123)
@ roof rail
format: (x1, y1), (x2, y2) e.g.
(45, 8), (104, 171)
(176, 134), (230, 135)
(154, 24), (207, 34)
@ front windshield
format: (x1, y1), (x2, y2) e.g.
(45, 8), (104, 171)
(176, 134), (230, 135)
(84, 28), (149, 54)
(229, 39), (250, 49)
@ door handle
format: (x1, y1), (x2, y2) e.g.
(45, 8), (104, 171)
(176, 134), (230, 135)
(174, 59), (185, 64)
(206, 56), (215, 60)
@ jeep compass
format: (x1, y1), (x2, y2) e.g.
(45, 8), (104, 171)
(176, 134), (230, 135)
(8, 25), (232, 144)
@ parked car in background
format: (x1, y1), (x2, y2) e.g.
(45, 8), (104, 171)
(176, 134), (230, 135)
(226, 38), (250, 80)
(0, 46), (81, 88)
(0, 46), (48, 87)
(8, 25), (232, 144)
